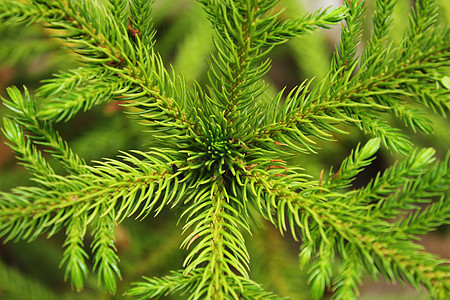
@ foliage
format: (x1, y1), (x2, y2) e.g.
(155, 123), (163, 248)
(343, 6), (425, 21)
(0, 0), (449, 299)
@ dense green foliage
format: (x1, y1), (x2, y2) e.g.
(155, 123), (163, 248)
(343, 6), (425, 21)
(0, 0), (449, 299)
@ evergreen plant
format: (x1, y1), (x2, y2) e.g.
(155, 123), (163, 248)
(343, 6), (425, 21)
(0, 0), (449, 299)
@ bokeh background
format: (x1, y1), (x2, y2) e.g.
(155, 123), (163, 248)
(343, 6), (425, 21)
(0, 0), (448, 299)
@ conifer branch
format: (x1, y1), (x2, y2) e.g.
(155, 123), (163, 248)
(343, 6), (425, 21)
(129, 0), (155, 46)
(329, 0), (365, 90)
(361, 0), (396, 65)
(201, 0), (347, 139)
(0, 0), (448, 298)
(245, 144), (449, 298)
(404, 0), (439, 51)
(0, 0), (64, 26)
(127, 270), (284, 299)
(325, 138), (381, 190)
(399, 197), (450, 236)
(0, 0), (196, 135)
(2, 86), (88, 175)
(108, 0), (129, 25)
(256, 27), (448, 154)
(36, 67), (126, 122)
(331, 247), (362, 300)
(127, 270), (201, 299)
(180, 180), (250, 299)
(1, 116), (57, 182)
(91, 208), (121, 294)
(60, 212), (89, 292)
(0, 156), (180, 242)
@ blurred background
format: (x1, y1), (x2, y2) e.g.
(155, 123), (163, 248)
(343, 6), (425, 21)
(0, 0), (448, 299)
